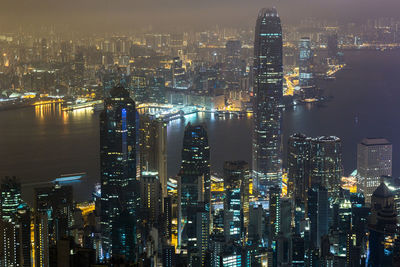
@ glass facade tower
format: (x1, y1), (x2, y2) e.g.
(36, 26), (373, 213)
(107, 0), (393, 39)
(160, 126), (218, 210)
(252, 8), (284, 195)
(100, 86), (138, 261)
(178, 123), (210, 249)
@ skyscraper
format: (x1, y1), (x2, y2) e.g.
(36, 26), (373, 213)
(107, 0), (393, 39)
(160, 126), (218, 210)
(139, 115), (168, 201)
(179, 123), (211, 207)
(140, 171), (162, 224)
(357, 138), (392, 203)
(298, 37), (313, 88)
(35, 184), (73, 246)
(287, 133), (311, 202)
(309, 136), (343, 201)
(224, 40), (243, 91)
(0, 176), (22, 222)
(223, 161), (250, 242)
(298, 37), (316, 99)
(100, 86), (139, 260)
(307, 185), (329, 249)
(367, 182), (398, 266)
(178, 123), (210, 249)
(269, 186), (281, 241)
(253, 8), (284, 195)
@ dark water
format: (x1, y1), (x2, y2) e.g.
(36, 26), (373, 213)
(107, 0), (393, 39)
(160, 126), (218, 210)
(0, 50), (399, 203)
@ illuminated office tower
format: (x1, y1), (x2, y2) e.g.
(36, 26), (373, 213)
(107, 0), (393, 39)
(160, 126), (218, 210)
(162, 244), (176, 267)
(139, 115), (168, 201)
(111, 210), (137, 263)
(100, 86), (139, 260)
(309, 136), (343, 201)
(298, 37), (313, 88)
(252, 8), (284, 195)
(209, 233), (225, 267)
(220, 245), (242, 267)
(357, 138), (392, 203)
(223, 161), (250, 242)
(186, 204), (210, 267)
(74, 50), (85, 88)
(178, 123), (210, 249)
(0, 219), (18, 266)
(0, 177), (31, 267)
(35, 212), (49, 267)
(140, 172), (162, 224)
(16, 204), (31, 267)
(298, 37), (316, 99)
(35, 185), (73, 246)
(179, 123), (210, 209)
(0, 176), (22, 222)
(287, 133), (311, 202)
(224, 40), (243, 91)
(269, 186), (281, 242)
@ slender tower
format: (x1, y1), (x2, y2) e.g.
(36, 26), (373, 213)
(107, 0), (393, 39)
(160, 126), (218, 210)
(253, 8), (284, 196)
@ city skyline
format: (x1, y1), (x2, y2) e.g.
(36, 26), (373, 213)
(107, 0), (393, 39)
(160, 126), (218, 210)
(0, 3), (400, 266)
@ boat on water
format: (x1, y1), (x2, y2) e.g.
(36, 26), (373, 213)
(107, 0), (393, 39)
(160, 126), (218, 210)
(62, 99), (103, 111)
(324, 75), (336, 81)
(93, 103), (104, 112)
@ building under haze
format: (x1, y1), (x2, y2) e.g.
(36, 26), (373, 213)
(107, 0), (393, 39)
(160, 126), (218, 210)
(357, 138), (392, 203)
(100, 86), (139, 261)
(298, 37), (316, 99)
(252, 8), (284, 196)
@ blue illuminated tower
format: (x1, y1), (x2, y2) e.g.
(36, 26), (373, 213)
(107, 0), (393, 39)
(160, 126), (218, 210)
(100, 86), (139, 261)
(252, 8), (283, 195)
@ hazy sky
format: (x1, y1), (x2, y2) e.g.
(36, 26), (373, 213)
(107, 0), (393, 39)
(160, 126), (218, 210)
(1, 0), (399, 31)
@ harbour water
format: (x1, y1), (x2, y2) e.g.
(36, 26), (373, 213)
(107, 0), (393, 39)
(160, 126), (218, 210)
(0, 50), (399, 203)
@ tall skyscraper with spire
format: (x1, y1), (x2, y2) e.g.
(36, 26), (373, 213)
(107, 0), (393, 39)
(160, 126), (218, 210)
(252, 8), (284, 195)
(100, 86), (139, 261)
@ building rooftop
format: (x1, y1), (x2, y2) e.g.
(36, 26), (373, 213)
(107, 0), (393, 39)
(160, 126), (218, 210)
(360, 138), (391, 146)
(110, 85), (130, 98)
(258, 7), (279, 18)
(372, 182), (393, 198)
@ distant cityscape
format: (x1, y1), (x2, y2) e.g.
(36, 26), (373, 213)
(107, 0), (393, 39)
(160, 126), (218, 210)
(0, 6), (400, 267)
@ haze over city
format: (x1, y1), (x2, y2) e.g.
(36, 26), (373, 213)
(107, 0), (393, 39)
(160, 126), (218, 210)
(0, 0), (400, 30)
